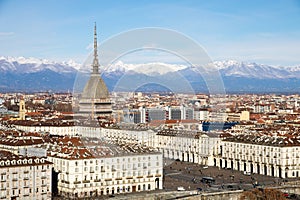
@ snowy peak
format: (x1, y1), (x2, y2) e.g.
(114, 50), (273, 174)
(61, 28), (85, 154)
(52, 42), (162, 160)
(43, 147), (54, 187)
(0, 56), (79, 74)
(213, 60), (241, 69)
(213, 60), (296, 79)
(104, 61), (188, 75)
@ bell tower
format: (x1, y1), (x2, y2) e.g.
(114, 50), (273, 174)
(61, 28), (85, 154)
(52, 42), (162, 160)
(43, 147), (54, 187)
(19, 98), (26, 120)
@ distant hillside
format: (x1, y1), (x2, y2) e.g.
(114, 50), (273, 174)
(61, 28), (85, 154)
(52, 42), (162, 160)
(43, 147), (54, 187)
(1, 56), (300, 93)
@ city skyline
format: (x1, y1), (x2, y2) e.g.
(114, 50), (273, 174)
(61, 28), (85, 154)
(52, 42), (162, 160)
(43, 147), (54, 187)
(2, 1), (300, 198)
(1, 0), (300, 66)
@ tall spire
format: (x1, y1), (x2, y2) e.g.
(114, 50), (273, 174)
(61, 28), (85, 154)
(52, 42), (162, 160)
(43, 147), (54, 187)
(92, 22), (99, 74)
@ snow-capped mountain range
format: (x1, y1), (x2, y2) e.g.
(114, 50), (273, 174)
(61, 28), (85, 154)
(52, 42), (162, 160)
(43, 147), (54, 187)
(214, 60), (299, 79)
(1, 56), (299, 78)
(0, 56), (80, 74)
(105, 60), (300, 79)
(1, 56), (300, 92)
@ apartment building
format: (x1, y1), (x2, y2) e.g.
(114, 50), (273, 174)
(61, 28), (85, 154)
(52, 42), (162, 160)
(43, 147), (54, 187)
(0, 150), (52, 200)
(220, 134), (300, 178)
(153, 129), (221, 166)
(46, 137), (163, 198)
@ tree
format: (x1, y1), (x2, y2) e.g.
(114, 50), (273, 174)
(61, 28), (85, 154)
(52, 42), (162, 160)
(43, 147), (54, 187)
(239, 188), (286, 200)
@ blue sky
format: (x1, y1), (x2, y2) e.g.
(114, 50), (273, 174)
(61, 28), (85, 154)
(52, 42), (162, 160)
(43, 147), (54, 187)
(0, 0), (300, 66)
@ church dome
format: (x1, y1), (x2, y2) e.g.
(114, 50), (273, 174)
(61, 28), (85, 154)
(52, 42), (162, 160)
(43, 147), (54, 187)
(82, 74), (109, 99)
(79, 23), (112, 118)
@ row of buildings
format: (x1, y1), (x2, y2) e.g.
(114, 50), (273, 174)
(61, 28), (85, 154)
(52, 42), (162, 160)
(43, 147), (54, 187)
(0, 128), (164, 199)
(7, 118), (300, 181)
(3, 116), (300, 198)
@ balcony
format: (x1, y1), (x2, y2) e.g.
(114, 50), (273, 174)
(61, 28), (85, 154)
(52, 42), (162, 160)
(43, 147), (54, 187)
(23, 177), (29, 180)
(147, 175), (153, 178)
(24, 171), (29, 174)
(115, 177), (122, 180)
(104, 178), (112, 181)
(155, 174), (161, 177)
(41, 176), (47, 179)
(94, 179), (101, 182)
(12, 178), (18, 181)
(126, 177), (133, 179)
(74, 181), (81, 184)
(82, 180), (90, 183)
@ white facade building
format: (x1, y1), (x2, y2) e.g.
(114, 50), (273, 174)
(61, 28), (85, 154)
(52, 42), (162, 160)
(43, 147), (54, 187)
(0, 150), (52, 200)
(153, 130), (221, 166)
(220, 134), (300, 178)
(12, 122), (77, 136)
(9, 121), (221, 167)
(46, 137), (163, 198)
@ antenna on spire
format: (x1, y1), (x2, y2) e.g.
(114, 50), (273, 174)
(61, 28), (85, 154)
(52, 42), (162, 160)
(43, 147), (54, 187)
(92, 22), (99, 74)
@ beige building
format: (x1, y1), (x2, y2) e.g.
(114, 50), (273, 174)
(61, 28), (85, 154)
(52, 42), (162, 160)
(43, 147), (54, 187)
(19, 99), (26, 120)
(240, 110), (250, 121)
(46, 136), (163, 198)
(154, 129), (221, 166)
(0, 150), (52, 200)
(220, 134), (300, 178)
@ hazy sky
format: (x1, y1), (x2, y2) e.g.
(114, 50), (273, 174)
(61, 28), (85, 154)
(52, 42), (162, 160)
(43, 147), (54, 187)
(1, 0), (300, 66)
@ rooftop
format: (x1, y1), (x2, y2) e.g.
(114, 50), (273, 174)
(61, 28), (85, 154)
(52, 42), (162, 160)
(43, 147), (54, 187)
(224, 134), (300, 147)
(0, 150), (52, 168)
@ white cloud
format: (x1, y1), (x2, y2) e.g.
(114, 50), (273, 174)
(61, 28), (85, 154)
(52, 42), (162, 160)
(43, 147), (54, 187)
(0, 32), (14, 36)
